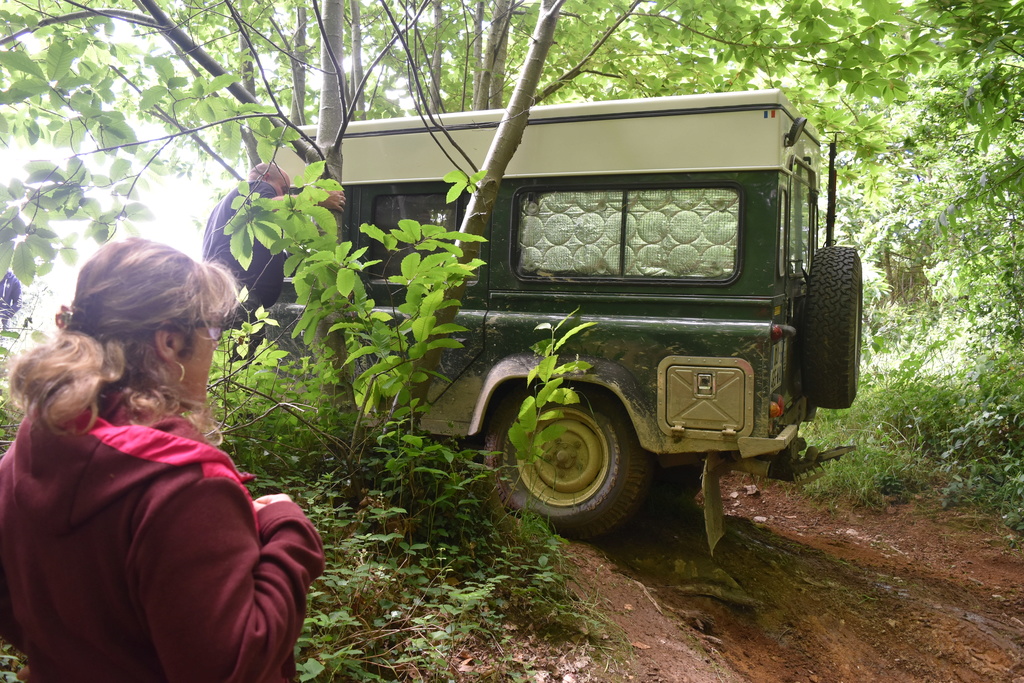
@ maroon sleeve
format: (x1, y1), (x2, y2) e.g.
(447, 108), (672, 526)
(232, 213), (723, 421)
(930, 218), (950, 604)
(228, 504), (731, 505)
(127, 477), (324, 683)
(0, 456), (23, 651)
(0, 562), (23, 650)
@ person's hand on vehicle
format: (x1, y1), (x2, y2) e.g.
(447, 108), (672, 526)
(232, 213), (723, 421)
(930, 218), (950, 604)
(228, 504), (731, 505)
(320, 190), (345, 212)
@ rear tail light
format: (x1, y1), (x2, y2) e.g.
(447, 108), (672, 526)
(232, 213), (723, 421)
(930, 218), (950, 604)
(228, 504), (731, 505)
(769, 394), (784, 418)
(770, 324), (797, 342)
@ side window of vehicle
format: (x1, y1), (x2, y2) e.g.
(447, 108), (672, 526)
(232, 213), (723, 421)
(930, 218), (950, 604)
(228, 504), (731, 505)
(368, 194), (458, 278)
(778, 187), (789, 278)
(517, 186), (740, 280)
(789, 162), (815, 277)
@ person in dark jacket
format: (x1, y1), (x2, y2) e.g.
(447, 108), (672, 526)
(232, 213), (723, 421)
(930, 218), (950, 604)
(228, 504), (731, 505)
(0, 238), (325, 682)
(0, 270), (21, 330)
(202, 163), (344, 312)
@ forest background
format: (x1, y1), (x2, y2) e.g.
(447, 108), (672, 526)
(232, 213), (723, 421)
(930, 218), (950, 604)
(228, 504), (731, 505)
(2, 0), (1024, 680)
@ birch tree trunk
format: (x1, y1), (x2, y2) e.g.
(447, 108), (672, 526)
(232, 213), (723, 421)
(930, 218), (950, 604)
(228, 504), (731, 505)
(428, 0), (444, 114)
(350, 0), (366, 117)
(486, 1), (512, 109)
(240, 32), (261, 166)
(410, 0), (568, 408)
(315, 0), (347, 181)
(291, 8), (309, 125)
(473, 0), (513, 110)
(471, 1), (485, 110)
(312, 0), (354, 410)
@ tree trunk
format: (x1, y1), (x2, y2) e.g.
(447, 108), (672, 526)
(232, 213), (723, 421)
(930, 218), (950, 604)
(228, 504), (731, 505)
(470, 1), (485, 110)
(291, 8), (309, 125)
(473, 0), (513, 110)
(410, 0), (567, 409)
(315, 0), (347, 182)
(349, 0), (366, 118)
(428, 0), (444, 114)
(312, 0), (355, 412)
(486, 0), (512, 109)
(240, 32), (262, 166)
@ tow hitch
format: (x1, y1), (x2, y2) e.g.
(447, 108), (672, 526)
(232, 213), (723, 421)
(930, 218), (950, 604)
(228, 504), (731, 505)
(770, 444), (855, 483)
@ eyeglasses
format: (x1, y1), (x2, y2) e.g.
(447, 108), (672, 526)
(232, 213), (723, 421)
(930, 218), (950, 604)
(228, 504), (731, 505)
(196, 322), (225, 342)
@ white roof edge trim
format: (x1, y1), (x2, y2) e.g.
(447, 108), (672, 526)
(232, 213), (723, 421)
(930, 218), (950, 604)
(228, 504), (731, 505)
(289, 90), (820, 183)
(340, 165), (793, 186)
(300, 89), (815, 140)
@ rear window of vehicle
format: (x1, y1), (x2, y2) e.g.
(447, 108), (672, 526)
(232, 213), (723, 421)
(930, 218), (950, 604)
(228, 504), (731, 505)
(368, 193), (458, 278)
(516, 187), (740, 280)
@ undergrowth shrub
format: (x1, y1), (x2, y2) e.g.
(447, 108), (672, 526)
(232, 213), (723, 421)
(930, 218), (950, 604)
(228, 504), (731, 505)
(805, 302), (1024, 534)
(209, 322), (355, 477)
(208, 308), (605, 680)
(233, 418), (596, 682)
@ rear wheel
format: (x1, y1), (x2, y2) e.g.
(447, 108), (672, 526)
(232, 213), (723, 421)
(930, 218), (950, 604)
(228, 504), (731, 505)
(485, 388), (653, 538)
(800, 246), (862, 409)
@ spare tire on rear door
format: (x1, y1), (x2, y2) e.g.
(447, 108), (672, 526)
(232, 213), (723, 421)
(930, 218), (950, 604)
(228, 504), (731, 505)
(800, 245), (862, 409)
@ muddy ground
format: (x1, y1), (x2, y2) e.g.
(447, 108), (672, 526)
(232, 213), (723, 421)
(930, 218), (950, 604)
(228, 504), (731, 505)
(550, 474), (1024, 683)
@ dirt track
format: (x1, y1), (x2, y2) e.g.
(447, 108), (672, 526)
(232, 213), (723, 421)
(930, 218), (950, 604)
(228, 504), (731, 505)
(566, 475), (1024, 682)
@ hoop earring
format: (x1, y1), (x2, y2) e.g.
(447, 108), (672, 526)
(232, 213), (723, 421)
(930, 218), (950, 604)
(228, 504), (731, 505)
(175, 362), (186, 382)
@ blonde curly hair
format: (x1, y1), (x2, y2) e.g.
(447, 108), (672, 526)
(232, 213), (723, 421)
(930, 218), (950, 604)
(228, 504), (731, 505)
(7, 238), (238, 438)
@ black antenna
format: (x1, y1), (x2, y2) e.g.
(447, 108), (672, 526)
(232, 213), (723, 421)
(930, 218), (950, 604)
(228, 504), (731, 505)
(826, 138), (838, 247)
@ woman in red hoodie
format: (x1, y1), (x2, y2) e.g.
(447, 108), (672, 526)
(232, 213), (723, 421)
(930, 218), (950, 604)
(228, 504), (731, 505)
(0, 238), (325, 682)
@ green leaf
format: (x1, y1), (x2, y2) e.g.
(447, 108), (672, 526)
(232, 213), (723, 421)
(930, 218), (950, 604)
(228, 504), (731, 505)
(139, 86), (168, 111)
(517, 396), (538, 425)
(25, 163), (64, 184)
(0, 241), (14, 274)
(446, 182), (465, 203)
(298, 161), (326, 185)
(46, 42), (77, 81)
(11, 240), (34, 283)
(508, 422), (530, 455)
(553, 321), (596, 352)
(444, 169), (468, 202)
(399, 252), (422, 280)
(222, 121), (242, 160)
(195, 98), (217, 123)
(411, 315), (436, 342)
(25, 233), (54, 260)
(229, 226), (253, 270)
(0, 79), (49, 105)
(425, 337), (462, 350)
(257, 138), (277, 164)
(443, 169), (467, 184)
(361, 223), (387, 245)
(0, 50), (45, 79)
(537, 422), (567, 443)
(535, 377), (564, 406)
(533, 355), (559, 383)
(395, 219), (423, 243)
(306, 206), (337, 234)
(53, 119), (86, 149)
(297, 658), (325, 682)
(252, 219), (282, 249)
(124, 202), (154, 221)
(110, 158), (132, 181)
(208, 73), (240, 92)
(336, 268), (356, 297)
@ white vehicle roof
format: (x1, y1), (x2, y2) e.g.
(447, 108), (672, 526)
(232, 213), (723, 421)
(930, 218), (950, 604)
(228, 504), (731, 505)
(295, 90), (819, 185)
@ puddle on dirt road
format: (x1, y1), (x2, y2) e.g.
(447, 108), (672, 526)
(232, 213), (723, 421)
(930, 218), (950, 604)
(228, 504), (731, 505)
(588, 482), (1024, 683)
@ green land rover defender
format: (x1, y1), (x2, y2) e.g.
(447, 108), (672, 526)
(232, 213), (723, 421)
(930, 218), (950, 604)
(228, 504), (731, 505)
(304, 90), (861, 549)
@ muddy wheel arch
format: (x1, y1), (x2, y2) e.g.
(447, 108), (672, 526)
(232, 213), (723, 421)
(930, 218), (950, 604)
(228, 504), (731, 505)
(485, 386), (654, 538)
